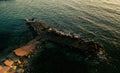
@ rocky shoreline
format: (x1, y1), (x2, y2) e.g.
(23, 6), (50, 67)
(0, 19), (108, 73)
(0, 37), (41, 73)
(26, 19), (108, 61)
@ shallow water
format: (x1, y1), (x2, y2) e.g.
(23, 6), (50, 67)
(0, 0), (120, 73)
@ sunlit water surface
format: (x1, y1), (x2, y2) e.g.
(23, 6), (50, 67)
(0, 0), (120, 73)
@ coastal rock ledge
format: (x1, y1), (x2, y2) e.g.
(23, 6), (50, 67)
(0, 18), (108, 73)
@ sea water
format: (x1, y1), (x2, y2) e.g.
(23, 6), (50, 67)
(0, 0), (120, 73)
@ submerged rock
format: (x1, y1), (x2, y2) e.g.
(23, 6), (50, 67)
(4, 60), (14, 67)
(0, 66), (2, 71)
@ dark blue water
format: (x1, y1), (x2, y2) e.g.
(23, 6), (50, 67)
(0, 0), (120, 73)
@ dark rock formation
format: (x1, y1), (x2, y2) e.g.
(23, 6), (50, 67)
(26, 18), (108, 61)
(0, 18), (109, 73)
